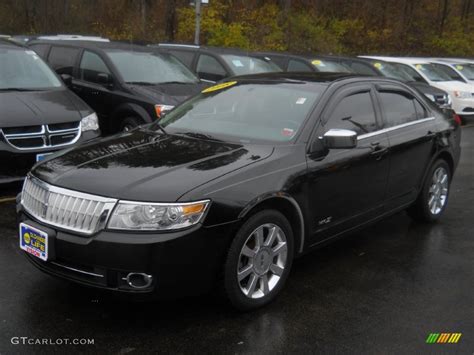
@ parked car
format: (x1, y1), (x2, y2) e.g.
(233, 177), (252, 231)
(428, 59), (474, 85)
(154, 44), (282, 82)
(254, 52), (451, 108)
(358, 58), (451, 108)
(0, 40), (100, 184)
(17, 73), (461, 310)
(363, 57), (474, 118)
(27, 40), (207, 133)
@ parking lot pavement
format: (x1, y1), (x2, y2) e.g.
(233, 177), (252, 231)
(0, 128), (473, 354)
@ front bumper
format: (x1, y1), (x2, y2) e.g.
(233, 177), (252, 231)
(1, 130), (99, 184)
(451, 97), (474, 115)
(18, 211), (236, 297)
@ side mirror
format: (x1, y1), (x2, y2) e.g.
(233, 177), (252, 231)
(322, 129), (357, 149)
(97, 73), (113, 87)
(60, 74), (73, 87)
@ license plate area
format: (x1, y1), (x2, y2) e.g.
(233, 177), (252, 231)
(36, 153), (53, 162)
(19, 223), (48, 261)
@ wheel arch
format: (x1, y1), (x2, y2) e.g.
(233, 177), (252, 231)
(238, 193), (305, 256)
(110, 103), (152, 132)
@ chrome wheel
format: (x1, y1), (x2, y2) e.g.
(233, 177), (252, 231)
(237, 223), (288, 299)
(428, 167), (449, 215)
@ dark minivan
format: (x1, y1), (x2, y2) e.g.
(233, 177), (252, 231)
(28, 40), (207, 133)
(155, 44), (282, 83)
(18, 73), (460, 310)
(0, 40), (100, 184)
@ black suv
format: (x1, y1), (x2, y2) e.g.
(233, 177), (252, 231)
(155, 44), (282, 83)
(253, 52), (451, 108)
(0, 40), (100, 184)
(27, 40), (207, 133)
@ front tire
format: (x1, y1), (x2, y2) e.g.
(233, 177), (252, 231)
(223, 210), (294, 311)
(408, 159), (451, 222)
(120, 116), (143, 132)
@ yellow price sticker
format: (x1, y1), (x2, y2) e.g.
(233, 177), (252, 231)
(373, 62), (383, 69)
(312, 59), (322, 66)
(456, 65), (464, 70)
(202, 81), (237, 94)
(415, 64), (423, 70)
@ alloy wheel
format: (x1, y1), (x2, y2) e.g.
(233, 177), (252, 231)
(237, 223), (288, 299)
(428, 167), (449, 215)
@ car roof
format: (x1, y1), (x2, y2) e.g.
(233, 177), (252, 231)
(28, 39), (158, 52)
(0, 39), (25, 49)
(157, 44), (267, 56)
(361, 56), (432, 65)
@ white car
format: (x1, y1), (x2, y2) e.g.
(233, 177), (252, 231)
(362, 56), (474, 116)
(427, 58), (474, 86)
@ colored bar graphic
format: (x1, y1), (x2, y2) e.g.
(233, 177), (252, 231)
(426, 333), (462, 344)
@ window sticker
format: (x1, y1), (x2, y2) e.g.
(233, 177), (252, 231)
(373, 62), (383, 69)
(456, 65), (464, 70)
(232, 59), (244, 67)
(312, 59), (325, 67)
(415, 64), (423, 70)
(201, 81), (237, 94)
(281, 128), (295, 137)
(296, 97), (307, 105)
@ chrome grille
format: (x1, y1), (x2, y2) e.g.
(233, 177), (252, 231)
(1, 122), (81, 150)
(21, 176), (117, 235)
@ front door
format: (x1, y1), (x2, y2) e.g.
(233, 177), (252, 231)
(306, 85), (390, 244)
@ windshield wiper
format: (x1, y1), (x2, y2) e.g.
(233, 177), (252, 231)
(159, 81), (195, 85)
(178, 132), (221, 142)
(125, 81), (157, 86)
(0, 88), (37, 92)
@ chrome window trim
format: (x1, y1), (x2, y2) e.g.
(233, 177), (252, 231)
(358, 116), (435, 140)
(21, 175), (118, 235)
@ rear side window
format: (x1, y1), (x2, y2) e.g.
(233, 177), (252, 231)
(349, 62), (377, 75)
(325, 92), (378, 135)
(196, 54), (227, 82)
(48, 46), (80, 76)
(79, 51), (111, 83)
(169, 50), (195, 68)
(288, 59), (312, 72)
(379, 92), (419, 127)
(29, 44), (49, 59)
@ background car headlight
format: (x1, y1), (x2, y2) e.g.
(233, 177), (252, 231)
(155, 104), (175, 118)
(424, 94), (435, 102)
(107, 200), (210, 231)
(453, 90), (471, 99)
(81, 112), (99, 131)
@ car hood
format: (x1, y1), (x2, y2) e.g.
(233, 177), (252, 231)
(32, 129), (273, 202)
(0, 88), (89, 128)
(125, 82), (207, 106)
(431, 81), (474, 93)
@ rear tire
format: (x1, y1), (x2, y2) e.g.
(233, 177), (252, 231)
(223, 210), (294, 311)
(120, 116), (143, 132)
(408, 159), (451, 223)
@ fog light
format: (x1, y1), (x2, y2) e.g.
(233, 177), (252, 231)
(122, 273), (153, 289)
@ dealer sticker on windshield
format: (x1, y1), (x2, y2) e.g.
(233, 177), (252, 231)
(19, 223), (48, 261)
(202, 81), (237, 94)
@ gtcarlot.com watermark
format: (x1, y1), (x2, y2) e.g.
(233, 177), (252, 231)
(11, 337), (94, 346)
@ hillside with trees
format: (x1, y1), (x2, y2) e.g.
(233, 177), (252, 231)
(1, 0), (473, 56)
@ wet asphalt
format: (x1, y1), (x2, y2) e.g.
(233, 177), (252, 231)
(0, 126), (473, 355)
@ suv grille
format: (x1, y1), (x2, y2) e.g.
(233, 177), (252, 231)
(21, 176), (117, 235)
(1, 122), (81, 150)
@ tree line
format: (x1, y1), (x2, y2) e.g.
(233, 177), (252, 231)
(1, 0), (473, 56)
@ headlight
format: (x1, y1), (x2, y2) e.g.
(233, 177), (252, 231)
(424, 94), (435, 102)
(155, 104), (174, 118)
(446, 94), (452, 105)
(81, 112), (99, 131)
(453, 90), (471, 99)
(107, 200), (210, 231)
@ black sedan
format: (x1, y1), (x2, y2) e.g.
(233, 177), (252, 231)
(17, 73), (461, 310)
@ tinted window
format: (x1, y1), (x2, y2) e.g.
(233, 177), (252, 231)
(79, 50), (111, 83)
(325, 92), (377, 135)
(414, 63), (452, 82)
(392, 63), (425, 83)
(196, 54), (227, 82)
(431, 63), (465, 82)
(452, 63), (474, 80)
(288, 59), (312, 72)
(169, 50), (195, 68)
(29, 44), (49, 59)
(48, 46), (80, 76)
(159, 82), (324, 143)
(221, 55), (282, 75)
(311, 59), (352, 73)
(107, 50), (198, 84)
(414, 99), (428, 119)
(349, 62), (377, 75)
(379, 92), (419, 127)
(264, 55), (286, 69)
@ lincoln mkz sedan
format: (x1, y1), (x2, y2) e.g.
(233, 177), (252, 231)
(17, 73), (461, 310)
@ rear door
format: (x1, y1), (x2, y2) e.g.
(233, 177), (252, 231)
(375, 84), (438, 209)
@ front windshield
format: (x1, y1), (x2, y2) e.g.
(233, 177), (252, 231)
(221, 55), (282, 75)
(414, 63), (452, 82)
(0, 48), (62, 90)
(158, 81), (325, 144)
(372, 61), (413, 81)
(311, 59), (352, 73)
(106, 50), (199, 84)
(452, 63), (474, 80)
